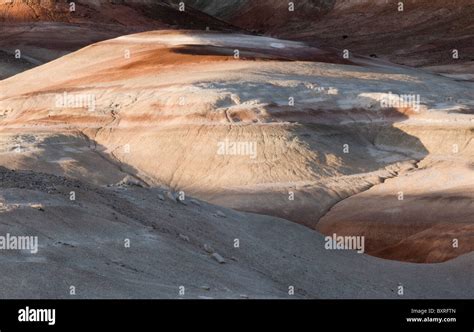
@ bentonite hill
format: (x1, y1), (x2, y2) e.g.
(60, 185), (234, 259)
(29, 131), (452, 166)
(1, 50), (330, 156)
(0, 0), (472, 299)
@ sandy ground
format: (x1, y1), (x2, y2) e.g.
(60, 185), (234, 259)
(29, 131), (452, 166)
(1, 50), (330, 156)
(0, 30), (472, 297)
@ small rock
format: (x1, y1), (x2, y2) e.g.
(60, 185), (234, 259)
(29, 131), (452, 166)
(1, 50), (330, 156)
(239, 294), (249, 299)
(179, 234), (190, 242)
(117, 175), (143, 187)
(31, 204), (44, 212)
(177, 198), (188, 206)
(231, 256), (238, 262)
(190, 199), (201, 207)
(158, 194), (164, 201)
(203, 244), (214, 253)
(200, 286), (211, 291)
(211, 252), (226, 264)
(215, 210), (226, 218)
(166, 191), (177, 202)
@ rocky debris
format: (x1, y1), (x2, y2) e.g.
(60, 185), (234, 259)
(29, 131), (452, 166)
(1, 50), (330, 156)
(116, 175), (144, 188)
(0, 167), (86, 192)
(158, 193), (164, 201)
(54, 241), (76, 248)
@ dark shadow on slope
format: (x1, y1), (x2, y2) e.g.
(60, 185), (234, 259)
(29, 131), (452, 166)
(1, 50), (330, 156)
(171, 43), (356, 65)
(0, 49), (35, 80)
(0, 132), (146, 187)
